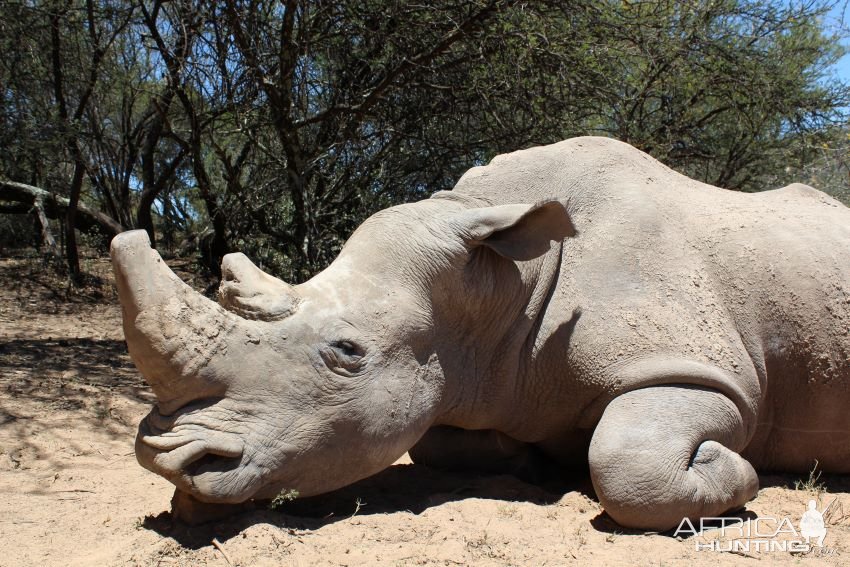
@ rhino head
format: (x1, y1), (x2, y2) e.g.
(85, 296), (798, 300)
(112, 196), (573, 508)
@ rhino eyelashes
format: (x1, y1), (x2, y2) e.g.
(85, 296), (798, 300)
(320, 340), (368, 376)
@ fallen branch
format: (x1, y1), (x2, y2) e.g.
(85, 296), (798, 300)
(0, 179), (123, 238)
(211, 538), (234, 566)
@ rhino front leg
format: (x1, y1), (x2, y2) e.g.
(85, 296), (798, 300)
(588, 385), (759, 531)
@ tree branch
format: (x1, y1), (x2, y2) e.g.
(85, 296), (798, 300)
(293, 0), (507, 129)
(0, 179), (123, 237)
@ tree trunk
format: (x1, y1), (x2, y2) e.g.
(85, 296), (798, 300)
(194, 169), (228, 278)
(136, 190), (157, 247)
(65, 162), (85, 283)
(32, 195), (60, 259)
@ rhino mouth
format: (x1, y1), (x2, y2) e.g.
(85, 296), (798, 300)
(135, 399), (258, 502)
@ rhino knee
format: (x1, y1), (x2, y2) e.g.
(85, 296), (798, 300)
(588, 386), (759, 531)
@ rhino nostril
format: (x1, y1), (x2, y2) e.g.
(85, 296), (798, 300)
(142, 432), (197, 451)
(222, 266), (237, 282)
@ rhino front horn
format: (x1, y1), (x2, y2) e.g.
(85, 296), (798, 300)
(111, 230), (256, 414)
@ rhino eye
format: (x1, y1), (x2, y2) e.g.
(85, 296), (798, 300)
(321, 340), (367, 376)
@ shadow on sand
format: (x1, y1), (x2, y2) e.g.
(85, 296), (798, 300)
(141, 462), (597, 549)
(138, 465), (834, 547)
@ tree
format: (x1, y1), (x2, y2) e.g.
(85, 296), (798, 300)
(1, 0), (847, 282)
(48, 0), (134, 282)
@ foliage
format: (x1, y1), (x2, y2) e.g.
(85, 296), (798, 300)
(794, 459), (827, 494)
(795, 127), (850, 204)
(1, 0), (848, 281)
(269, 488), (300, 510)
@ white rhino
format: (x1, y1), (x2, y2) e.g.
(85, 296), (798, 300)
(111, 137), (850, 530)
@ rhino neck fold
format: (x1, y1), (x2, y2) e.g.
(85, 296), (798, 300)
(433, 241), (566, 439)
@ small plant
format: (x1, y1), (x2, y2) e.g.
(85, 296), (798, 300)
(464, 530), (491, 550)
(94, 403), (109, 421)
(351, 497), (366, 517)
(269, 488), (300, 510)
(575, 525), (588, 549)
(795, 460), (826, 494)
(605, 531), (620, 543)
(496, 503), (518, 519)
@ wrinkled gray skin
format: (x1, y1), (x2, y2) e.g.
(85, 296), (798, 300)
(112, 137), (850, 531)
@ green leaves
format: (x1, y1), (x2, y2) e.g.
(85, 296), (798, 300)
(2, 0), (847, 278)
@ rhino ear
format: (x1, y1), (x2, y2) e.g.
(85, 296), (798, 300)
(454, 200), (576, 261)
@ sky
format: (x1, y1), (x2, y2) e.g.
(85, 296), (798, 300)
(826, 2), (850, 82)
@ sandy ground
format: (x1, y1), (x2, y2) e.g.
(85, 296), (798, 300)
(2, 255), (850, 566)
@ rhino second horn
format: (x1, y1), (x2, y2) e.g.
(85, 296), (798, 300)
(111, 230), (244, 412)
(218, 252), (300, 321)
